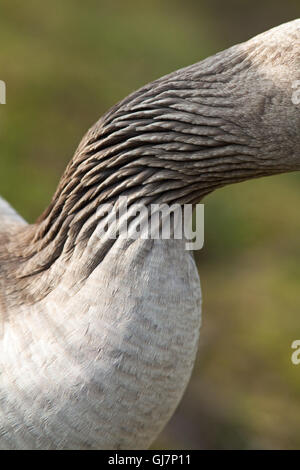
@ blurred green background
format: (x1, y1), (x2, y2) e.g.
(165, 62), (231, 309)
(1, 0), (300, 449)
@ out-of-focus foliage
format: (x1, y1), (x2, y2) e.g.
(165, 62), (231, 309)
(1, 0), (300, 449)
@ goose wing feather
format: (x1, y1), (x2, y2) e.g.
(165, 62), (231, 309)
(0, 196), (26, 227)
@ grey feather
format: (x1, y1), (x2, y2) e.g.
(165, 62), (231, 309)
(0, 19), (299, 449)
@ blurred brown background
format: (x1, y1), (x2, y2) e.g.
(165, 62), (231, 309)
(0, 0), (300, 449)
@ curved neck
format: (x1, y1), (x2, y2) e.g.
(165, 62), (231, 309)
(4, 38), (289, 301)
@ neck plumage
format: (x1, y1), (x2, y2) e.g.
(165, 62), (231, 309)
(4, 36), (290, 302)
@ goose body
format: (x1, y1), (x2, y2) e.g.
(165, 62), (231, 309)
(0, 19), (299, 449)
(0, 234), (201, 449)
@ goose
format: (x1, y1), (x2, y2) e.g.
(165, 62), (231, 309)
(0, 19), (299, 450)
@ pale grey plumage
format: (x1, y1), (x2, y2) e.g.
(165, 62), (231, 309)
(0, 20), (299, 449)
